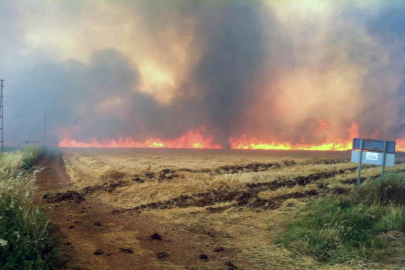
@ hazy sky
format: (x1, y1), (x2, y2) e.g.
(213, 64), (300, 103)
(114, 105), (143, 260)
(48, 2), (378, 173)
(1, 0), (405, 146)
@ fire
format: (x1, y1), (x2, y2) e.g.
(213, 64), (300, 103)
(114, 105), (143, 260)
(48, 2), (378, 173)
(229, 137), (352, 151)
(229, 123), (359, 151)
(59, 123), (405, 152)
(229, 123), (405, 152)
(397, 139), (405, 152)
(58, 128), (222, 149)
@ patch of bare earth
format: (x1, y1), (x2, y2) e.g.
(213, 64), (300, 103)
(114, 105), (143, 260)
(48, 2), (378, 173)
(35, 152), (233, 270)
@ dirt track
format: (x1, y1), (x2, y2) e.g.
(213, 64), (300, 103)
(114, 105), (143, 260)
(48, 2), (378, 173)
(35, 151), (229, 270)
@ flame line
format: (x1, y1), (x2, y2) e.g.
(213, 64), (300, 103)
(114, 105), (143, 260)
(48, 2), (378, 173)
(58, 123), (405, 151)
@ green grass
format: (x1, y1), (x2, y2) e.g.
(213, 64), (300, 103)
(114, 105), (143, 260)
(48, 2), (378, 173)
(0, 146), (45, 176)
(278, 173), (405, 265)
(0, 146), (59, 270)
(358, 172), (405, 206)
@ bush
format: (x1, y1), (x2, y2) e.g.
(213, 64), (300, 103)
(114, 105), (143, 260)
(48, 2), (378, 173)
(279, 173), (405, 264)
(0, 146), (46, 177)
(0, 146), (58, 269)
(358, 173), (405, 206)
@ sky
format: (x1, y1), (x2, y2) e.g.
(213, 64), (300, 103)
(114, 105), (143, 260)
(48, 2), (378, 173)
(1, 0), (405, 147)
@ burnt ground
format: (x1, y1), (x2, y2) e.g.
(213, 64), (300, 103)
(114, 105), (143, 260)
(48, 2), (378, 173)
(35, 151), (235, 270)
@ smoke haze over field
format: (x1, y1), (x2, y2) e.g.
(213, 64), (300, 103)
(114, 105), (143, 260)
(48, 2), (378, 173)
(1, 0), (405, 147)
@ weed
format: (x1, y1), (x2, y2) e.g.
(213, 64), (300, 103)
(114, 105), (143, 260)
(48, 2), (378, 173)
(358, 173), (405, 206)
(0, 146), (59, 269)
(279, 173), (405, 264)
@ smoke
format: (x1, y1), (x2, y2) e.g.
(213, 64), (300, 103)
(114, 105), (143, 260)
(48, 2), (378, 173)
(1, 0), (405, 146)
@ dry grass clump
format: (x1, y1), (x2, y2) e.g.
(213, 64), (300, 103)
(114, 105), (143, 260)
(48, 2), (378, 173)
(63, 150), (363, 208)
(65, 148), (329, 171)
(0, 146), (45, 176)
(63, 153), (126, 188)
(62, 150), (405, 210)
(0, 151), (25, 172)
(63, 148), (350, 175)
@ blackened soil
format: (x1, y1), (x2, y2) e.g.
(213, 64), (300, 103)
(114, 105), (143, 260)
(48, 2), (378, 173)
(44, 190), (85, 204)
(115, 166), (359, 214)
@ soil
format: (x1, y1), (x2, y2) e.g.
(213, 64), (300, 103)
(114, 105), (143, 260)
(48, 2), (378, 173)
(116, 167), (359, 214)
(35, 151), (233, 270)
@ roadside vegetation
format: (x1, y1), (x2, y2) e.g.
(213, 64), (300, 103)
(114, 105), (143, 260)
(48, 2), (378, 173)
(280, 172), (405, 266)
(0, 146), (58, 270)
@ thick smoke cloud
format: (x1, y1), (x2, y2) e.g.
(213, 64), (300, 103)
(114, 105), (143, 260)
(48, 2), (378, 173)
(12, 49), (168, 142)
(1, 0), (405, 146)
(364, 4), (405, 138)
(176, 1), (281, 145)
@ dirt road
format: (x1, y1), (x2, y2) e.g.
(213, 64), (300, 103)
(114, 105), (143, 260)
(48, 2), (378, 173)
(35, 151), (227, 270)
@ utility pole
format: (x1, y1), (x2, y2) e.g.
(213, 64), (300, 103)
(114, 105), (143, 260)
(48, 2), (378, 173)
(44, 113), (46, 145)
(0, 80), (4, 154)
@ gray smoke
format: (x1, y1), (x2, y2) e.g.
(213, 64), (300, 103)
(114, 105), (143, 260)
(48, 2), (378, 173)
(1, 0), (405, 146)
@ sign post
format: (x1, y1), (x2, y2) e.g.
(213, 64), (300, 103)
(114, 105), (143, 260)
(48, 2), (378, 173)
(351, 138), (396, 186)
(357, 139), (363, 186)
(381, 140), (387, 177)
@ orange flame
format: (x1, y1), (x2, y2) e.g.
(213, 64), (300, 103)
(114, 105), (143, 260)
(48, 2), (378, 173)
(229, 137), (352, 151)
(58, 122), (405, 151)
(59, 128), (222, 149)
(397, 139), (405, 152)
(229, 123), (359, 151)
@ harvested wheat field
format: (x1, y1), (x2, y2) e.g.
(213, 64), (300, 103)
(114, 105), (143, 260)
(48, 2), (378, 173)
(37, 148), (405, 270)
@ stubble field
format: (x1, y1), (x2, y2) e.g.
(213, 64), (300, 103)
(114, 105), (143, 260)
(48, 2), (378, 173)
(52, 148), (405, 269)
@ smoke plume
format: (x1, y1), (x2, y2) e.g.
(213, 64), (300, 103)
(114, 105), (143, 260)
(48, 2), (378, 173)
(1, 0), (405, 147)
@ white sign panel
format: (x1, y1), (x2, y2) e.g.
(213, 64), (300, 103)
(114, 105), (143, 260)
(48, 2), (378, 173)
(351, 151), (395, 167)
(365, 152), (378, 161)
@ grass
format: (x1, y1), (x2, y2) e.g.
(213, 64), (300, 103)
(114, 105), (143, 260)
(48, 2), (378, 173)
(60, 149), (405, 269)
(279, 172), (405, 266)
(358, 172), (405, 206)
(63, 149), (361, 208)
(0, 146), (58, 270)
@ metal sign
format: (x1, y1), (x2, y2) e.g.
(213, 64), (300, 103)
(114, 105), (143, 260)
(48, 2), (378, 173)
(352, 138), (396, 154)
(351, 138), (396, 186)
